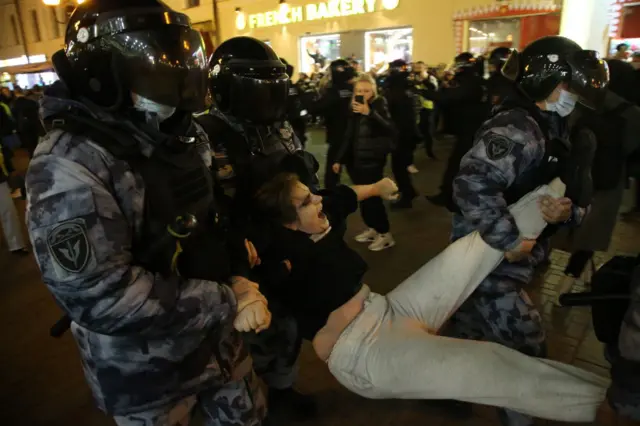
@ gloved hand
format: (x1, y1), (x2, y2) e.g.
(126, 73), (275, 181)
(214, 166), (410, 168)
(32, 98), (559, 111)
(231, 276), (267, 312)
(375, 178), (400, 201)
(234, 299), (272, 333)
(231, 277), (272, 333)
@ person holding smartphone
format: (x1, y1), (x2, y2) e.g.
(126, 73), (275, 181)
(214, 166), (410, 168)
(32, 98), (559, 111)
(332, 74), (397, 251)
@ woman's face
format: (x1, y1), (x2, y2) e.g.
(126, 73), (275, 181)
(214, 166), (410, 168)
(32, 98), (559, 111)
(289, 182), (329, 235)
(354, 81), (374, 102)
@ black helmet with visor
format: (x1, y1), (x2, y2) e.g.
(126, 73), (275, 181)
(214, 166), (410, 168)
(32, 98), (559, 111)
(59, 0), (208, 112)
(502, 36), (609, 109)
(208, 37), (289, 124)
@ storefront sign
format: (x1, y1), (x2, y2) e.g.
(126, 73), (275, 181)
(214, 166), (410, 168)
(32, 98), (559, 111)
(238, 0), (400, 30)
(0, 55), (47, 69)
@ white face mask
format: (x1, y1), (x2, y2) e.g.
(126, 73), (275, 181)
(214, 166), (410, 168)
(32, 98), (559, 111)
(545, 89), (579, 117)
(132, 93), (176, 122)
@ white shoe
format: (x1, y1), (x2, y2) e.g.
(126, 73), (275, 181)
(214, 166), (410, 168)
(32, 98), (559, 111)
(407, 164), (419, 174)
(368, 233), (395, 252)
(355, 228), (377, 243)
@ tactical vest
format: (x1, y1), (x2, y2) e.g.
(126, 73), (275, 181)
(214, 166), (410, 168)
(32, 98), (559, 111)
(195, 111), (318, 198)
(503, 136), (569, 207)
(492, 102), (571, 207)
(49, 112), (228, 280)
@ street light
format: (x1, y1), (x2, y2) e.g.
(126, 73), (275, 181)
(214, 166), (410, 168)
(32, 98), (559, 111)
(41, 0), (85, 6)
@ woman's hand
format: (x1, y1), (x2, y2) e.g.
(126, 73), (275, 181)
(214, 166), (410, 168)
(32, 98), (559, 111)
(332, 163), (341, 174)
(375, 178), (400, 201)
(352, 101), (371, 115)
(244, 239), (261, 268)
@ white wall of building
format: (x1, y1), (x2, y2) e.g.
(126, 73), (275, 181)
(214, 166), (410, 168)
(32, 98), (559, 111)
(560, 0), (612, 55)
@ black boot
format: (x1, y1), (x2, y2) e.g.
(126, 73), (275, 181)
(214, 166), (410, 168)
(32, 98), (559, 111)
(268, 387), (318, 421)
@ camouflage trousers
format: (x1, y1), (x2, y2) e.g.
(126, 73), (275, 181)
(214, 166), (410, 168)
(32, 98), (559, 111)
(244, 313), (302, 390)
(113, 369), (266, 426)
(444, 273), (546, 426)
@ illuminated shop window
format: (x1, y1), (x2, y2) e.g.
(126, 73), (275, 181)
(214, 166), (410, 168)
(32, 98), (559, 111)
(299, 33), (341, 74)
(364, 27), (413, 72)
(468, 19), (519, 56)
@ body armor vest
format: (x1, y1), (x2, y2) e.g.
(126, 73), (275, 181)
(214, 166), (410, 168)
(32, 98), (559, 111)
(50, 112), (227, 280)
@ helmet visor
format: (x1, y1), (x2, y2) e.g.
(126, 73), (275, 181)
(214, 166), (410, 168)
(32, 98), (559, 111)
(115, 26), (208, 112)
(567, 50), (609, 110)
(229, 71), (289, 123)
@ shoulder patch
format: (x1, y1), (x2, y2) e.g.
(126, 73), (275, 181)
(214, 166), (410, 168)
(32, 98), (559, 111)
(47, 219), (93, 277)
(485, 134), (514, 161)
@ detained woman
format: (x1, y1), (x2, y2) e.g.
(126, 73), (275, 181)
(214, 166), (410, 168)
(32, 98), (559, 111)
(332, 74), (396, 252)
(247, 173), (608, 423)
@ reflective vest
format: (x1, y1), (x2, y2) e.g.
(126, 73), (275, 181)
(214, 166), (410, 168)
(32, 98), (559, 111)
(414, 83), (434, 110)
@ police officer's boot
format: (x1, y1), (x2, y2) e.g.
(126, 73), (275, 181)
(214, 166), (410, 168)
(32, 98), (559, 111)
(268, 387), (318, 421)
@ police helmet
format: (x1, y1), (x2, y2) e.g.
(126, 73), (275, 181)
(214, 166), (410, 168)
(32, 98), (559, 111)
(453, 52), (483, 76)
(385, 59), (411, 87)
(209, 37), (288, 124)
(489, 47), (512, 71)
(502, 36), (609, 109)
(329, 59), (357, 86)
(56, 0), (208, 111)
(280, 58), (295, 80)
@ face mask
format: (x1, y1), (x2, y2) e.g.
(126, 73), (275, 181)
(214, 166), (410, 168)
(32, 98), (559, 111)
(545, 89), (579, 117)
(132, 93), (176, 122)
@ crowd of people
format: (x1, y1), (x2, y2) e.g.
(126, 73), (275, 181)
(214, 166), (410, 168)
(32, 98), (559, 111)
(2, 1), (640, 426)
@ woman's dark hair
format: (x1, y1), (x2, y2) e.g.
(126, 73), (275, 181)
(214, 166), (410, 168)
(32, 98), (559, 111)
(253, 173), (300, 225)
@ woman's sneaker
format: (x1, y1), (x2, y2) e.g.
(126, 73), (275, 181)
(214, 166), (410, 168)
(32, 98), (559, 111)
(355, 228), (377, 243)
(368, 233), (395, 252)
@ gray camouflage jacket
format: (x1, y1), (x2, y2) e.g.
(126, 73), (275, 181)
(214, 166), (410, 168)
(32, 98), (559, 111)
(25, 94), (246, 416)
(451, 106), (583, 286)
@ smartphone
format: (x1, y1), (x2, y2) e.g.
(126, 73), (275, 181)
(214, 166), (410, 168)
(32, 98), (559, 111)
(354, 95), (364, 104)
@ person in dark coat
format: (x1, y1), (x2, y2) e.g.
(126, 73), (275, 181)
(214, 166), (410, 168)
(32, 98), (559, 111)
(311, 59), (356, 189)
(422, 52), (489, 212)
(555, 59), (640, 300)
(333, 73), (396, 252)
(383, 59), (420, 209)
(11, 87), (45, 157)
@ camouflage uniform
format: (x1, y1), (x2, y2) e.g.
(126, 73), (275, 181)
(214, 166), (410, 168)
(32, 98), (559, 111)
(26, 95), (265, 425)
(446, 105), (583, 425)
(197, 108), (313, 391)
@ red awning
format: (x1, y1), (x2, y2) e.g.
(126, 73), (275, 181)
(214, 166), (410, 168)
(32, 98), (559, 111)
(0, 62), (54, 75)
(622, 5), (640, 39)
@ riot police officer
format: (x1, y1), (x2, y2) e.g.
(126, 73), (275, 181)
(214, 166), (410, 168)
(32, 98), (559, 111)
(280, 58), (308, 147)
(313, 59), (357, 189)
(383, 59), (419, 208)
(487, 47), (516, 107)
(445, 36), (609, 426)
(423, 52), (489, 211)
(196, 36), (318, 420)
(25, 2), (269, 425)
